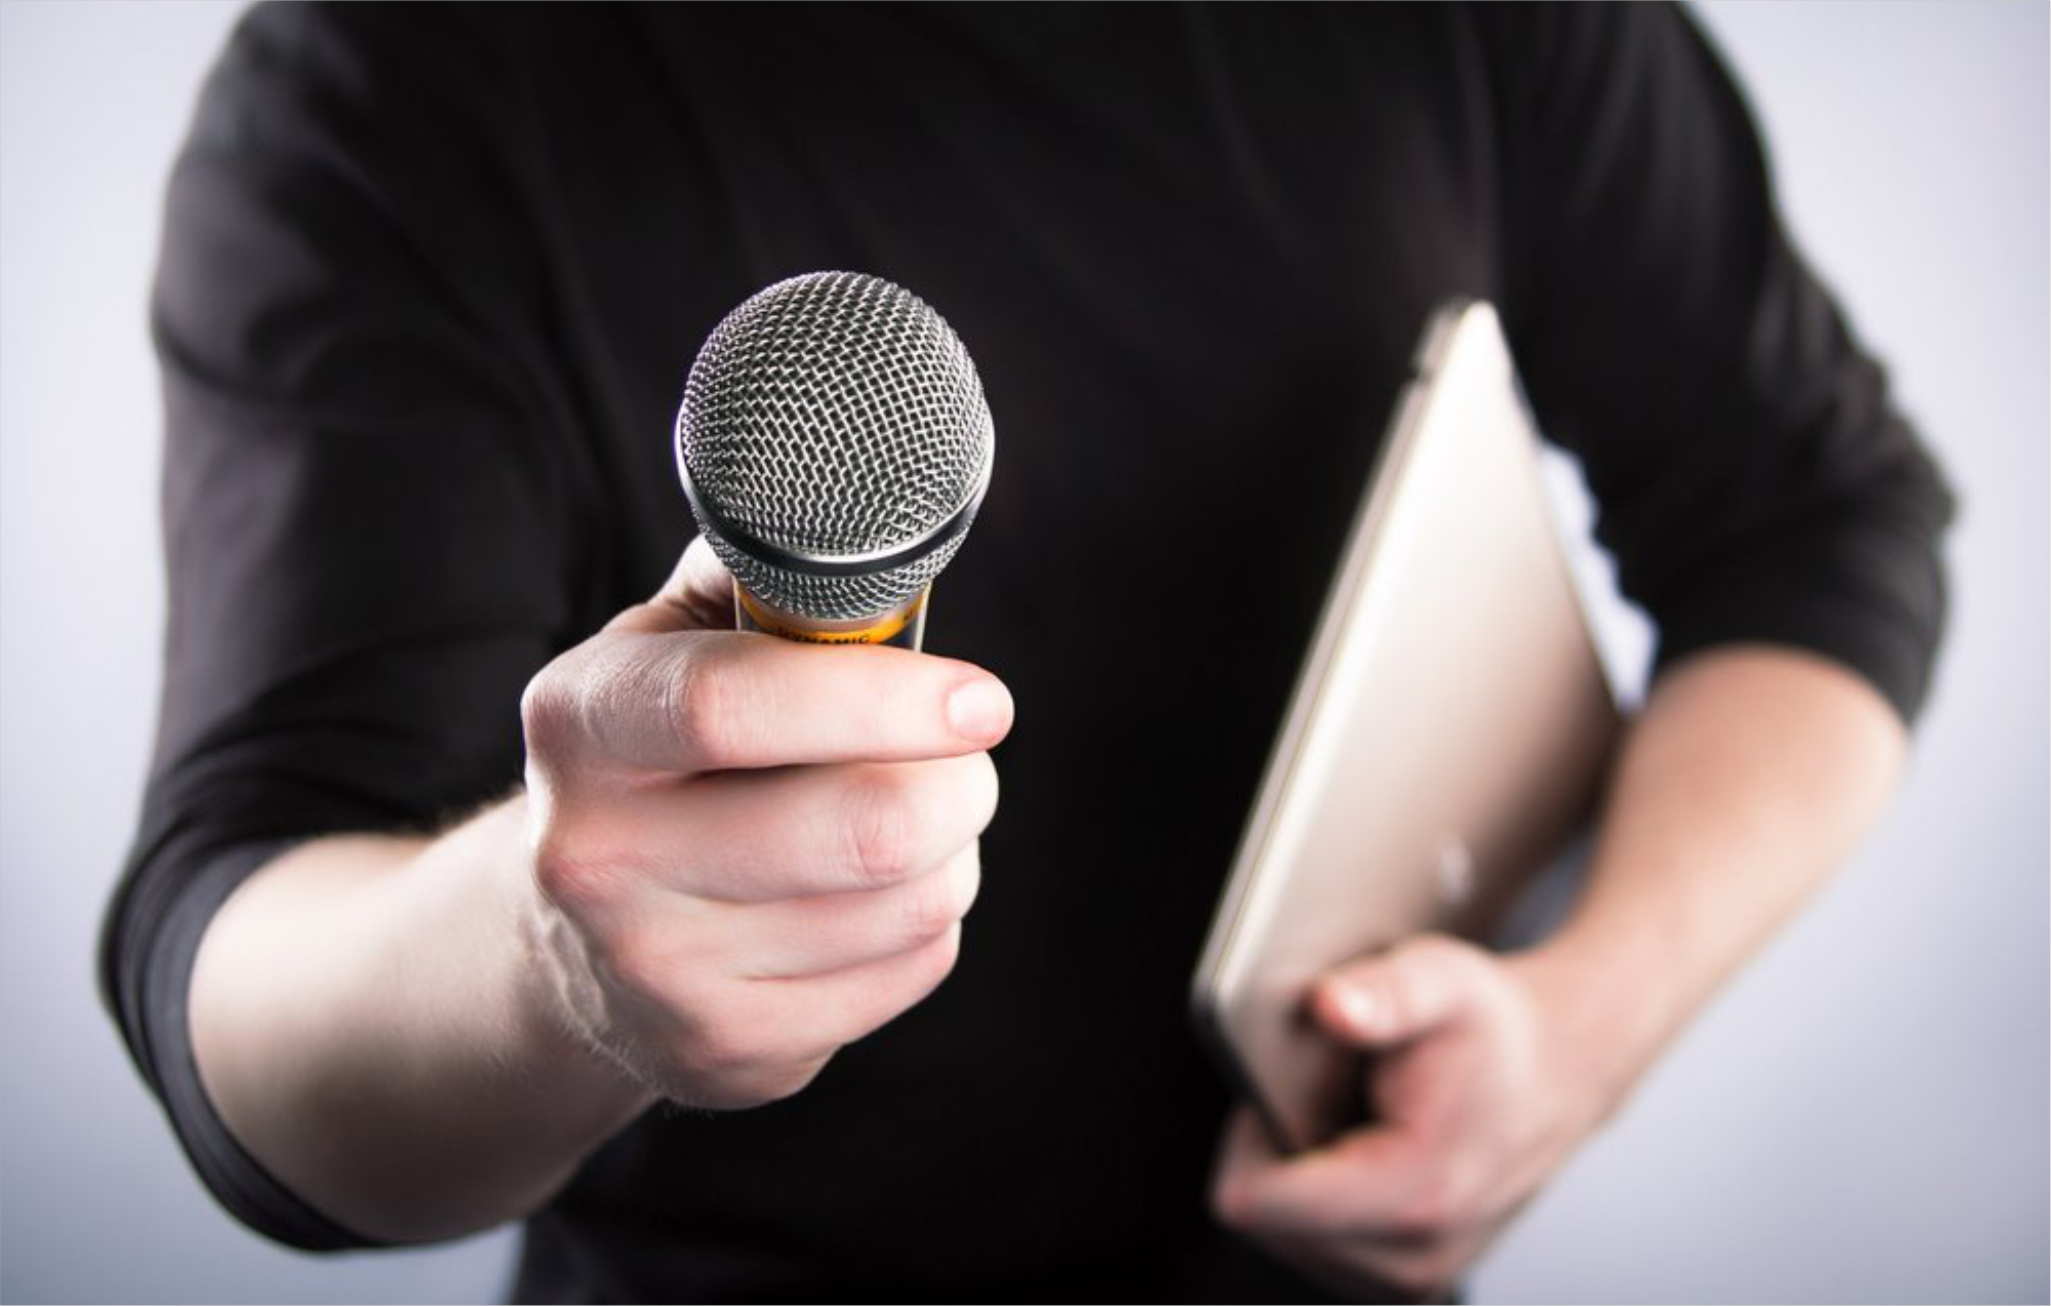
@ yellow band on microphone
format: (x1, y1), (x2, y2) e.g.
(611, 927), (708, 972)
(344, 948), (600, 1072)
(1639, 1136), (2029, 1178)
(735, 585), (928, 646)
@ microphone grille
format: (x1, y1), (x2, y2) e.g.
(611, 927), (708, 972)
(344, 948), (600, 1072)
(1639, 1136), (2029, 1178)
(676, 271), (993, 622)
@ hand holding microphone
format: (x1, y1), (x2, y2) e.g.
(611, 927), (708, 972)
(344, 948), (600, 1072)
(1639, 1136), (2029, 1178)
(520, 273), (1006, 1109)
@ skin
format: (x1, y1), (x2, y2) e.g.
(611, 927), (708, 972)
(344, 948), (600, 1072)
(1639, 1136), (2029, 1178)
(190, 536), (1014, 1241)
(191, 538), (1910, 1280)
(1209, 643), (1908, 1298)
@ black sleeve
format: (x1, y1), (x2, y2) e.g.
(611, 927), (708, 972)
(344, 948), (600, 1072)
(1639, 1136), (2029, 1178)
(98, 3), (585, 1251)
(1481, 2), (1955, 723)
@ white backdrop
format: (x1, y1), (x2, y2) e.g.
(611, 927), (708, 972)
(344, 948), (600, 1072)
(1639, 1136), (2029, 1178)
(1, 3), (2043, 1302)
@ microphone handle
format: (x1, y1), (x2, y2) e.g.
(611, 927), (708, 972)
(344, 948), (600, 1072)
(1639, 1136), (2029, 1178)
(733, 582), (930, 651)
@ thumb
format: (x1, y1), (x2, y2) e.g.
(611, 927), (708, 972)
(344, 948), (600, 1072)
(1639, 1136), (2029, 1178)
(1311, 933), (1486, 1050)
(606, 534), (738, 635)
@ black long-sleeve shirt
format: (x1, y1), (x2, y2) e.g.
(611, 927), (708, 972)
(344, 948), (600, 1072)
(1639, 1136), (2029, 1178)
(102, 4), (1953, 1299)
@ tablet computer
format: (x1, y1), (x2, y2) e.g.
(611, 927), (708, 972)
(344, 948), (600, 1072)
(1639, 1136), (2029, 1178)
(1190, 300), (1621, 1154)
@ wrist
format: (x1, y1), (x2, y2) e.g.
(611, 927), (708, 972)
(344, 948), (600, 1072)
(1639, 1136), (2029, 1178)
(491, 794), (659, 1124)
(1505, 921), (1690, 1130)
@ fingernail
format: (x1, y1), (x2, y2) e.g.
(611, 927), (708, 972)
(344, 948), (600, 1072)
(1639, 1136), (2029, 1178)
(947, 678), (1012, 743)
(1334, 983), (1376, 1033)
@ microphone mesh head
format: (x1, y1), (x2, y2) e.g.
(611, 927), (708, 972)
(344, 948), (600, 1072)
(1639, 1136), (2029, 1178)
(676, 271), (994, 622)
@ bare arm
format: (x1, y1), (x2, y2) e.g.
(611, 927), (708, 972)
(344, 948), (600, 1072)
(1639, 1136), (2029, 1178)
(188, 800), (651, 1244)
(1215, 644), (1910, 1296)
(189, 539), (1012, 1244)
(1523, 643), (1907, 1114)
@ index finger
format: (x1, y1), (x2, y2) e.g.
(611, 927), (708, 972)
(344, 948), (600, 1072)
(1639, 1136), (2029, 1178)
(574, 630), (1014, 776)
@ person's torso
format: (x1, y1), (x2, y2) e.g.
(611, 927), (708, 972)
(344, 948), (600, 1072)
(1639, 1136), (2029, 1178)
(479, 7), (1502, 1296)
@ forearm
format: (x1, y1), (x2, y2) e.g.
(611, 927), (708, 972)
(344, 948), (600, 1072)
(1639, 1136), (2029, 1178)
(187, 794), (655, 1244)
(1518, 643), (1910, 1118)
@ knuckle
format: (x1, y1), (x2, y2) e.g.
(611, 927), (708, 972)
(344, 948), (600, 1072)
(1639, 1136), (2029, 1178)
(519, 661), (581, 760)
(896, 873), (968, 947)
(959, 750), (1001, 832)
(951, 844), (984, 917)
(531, 829), (628, 915)
(823, 926), (960, 1050)
(667, 645), (747, 768)
(845, 769), (924, 888)
(912, 920), (963, 986)
(878, 927), (960, 1022)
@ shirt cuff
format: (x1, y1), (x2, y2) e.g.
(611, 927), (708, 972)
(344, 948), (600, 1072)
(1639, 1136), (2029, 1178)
(112, 838), (385, 1252)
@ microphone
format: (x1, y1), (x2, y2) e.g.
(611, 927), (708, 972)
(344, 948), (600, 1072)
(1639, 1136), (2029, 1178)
(674, 271), (994, 652)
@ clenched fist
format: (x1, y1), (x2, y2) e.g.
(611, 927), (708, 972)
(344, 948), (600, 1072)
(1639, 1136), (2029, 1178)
(518, 536), (1012, 1109)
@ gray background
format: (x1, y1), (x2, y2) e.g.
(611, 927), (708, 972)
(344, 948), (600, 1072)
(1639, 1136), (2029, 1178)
(1, 2), (2043, 1301)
